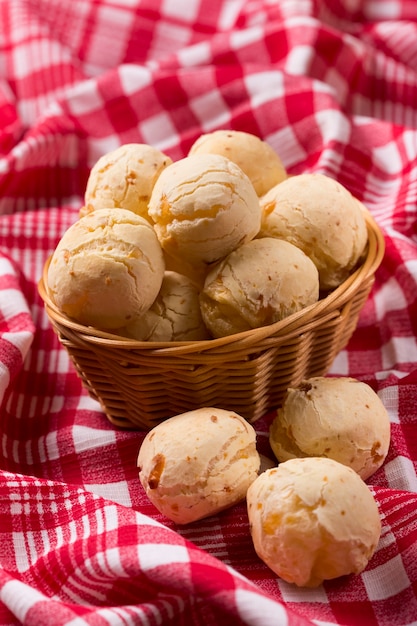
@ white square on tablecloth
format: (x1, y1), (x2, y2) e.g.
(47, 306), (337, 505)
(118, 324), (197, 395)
(382, 336), (417, 370)
(72, 426), (117, 454)
(66, 81), (105, 117)
(373, 142), (403, 175)
(383, 455), (417, 492)
(362, 553), (410, 600)
(83, 482), (132, 508)
(285, 44), (312, 75)
(189, 90), (230, 132)
(161, 0), (199, 22)
(140, 112), (179, 150)
(244, 71), (285, 105)
(235, 588), (290, 625)
(118, 65), (152, 96)
(138, 543), (190, 570)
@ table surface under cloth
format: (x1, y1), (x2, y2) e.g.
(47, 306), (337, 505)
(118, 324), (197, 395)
(0, 1), (417, 625)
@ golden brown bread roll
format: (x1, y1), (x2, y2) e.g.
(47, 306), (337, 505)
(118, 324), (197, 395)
(247, 457), (381, 587)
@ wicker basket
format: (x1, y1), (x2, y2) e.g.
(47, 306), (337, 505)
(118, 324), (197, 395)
(38, 213), (385, 430)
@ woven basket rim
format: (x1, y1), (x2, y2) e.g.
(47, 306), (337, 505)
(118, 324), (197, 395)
(38, 211), (385, 356)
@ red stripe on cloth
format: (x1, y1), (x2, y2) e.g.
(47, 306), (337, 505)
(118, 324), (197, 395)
(0, 337), (24, 383)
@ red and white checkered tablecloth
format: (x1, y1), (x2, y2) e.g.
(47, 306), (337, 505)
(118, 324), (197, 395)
(1, 1), (417, 624)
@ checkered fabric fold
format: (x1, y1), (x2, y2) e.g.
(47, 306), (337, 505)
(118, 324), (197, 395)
(0, 1), (417, 624)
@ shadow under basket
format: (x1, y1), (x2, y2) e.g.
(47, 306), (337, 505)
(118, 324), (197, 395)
(38, 213), (385, 430)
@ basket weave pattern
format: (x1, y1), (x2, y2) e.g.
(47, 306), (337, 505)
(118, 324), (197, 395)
(38, 214), (385, 430)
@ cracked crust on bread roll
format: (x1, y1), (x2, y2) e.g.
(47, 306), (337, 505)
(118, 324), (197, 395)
(247, 457), (381, 587)
(119, 271), (210, 342)
(47, 208), (165, 329)
(199, 237), (319, 337)
(148, 153), (261, 267)
(82, 143), (172, 221)
(259, 173), (368, 290)
(269, 376), (391, 480)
